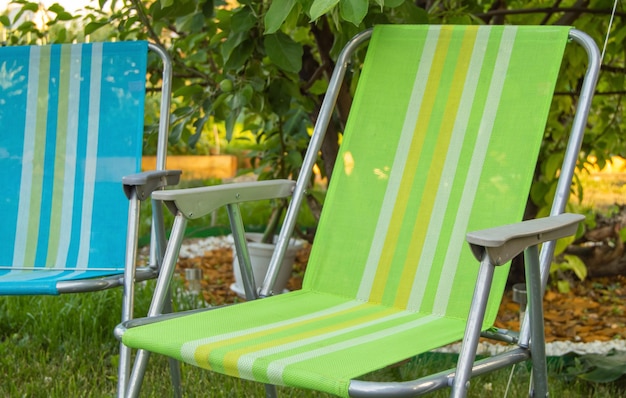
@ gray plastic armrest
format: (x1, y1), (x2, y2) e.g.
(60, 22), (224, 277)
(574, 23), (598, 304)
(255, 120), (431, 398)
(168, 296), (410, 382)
(152, 179), (296, 219)
(122, 170), (182, 201)
(466, 213), (584, 266)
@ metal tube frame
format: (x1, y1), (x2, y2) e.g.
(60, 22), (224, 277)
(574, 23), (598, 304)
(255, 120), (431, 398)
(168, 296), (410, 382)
(117, 42), (181, 398)
(525, 245), (548, 397)
(125, 213), (189, 398)
(450, 255), (496, 397)
(118, 190), (141, 395)
(227, 203), (259, 301)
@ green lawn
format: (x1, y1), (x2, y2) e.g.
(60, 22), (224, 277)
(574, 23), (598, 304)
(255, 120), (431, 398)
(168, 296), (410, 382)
(1, 283), (624, 397)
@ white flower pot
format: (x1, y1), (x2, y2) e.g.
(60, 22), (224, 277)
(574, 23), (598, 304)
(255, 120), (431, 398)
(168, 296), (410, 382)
(230, 233), (303, 298)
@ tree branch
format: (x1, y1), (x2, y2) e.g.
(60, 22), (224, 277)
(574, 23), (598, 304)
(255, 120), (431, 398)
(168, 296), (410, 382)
(475, 6), (626, 20)
(129, 0), (163, 47)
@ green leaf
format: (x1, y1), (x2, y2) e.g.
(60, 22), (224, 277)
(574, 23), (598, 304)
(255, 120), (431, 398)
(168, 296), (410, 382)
(544, 152), (563, 179)
(231, 7), (257, 33)
(264, 0), (296, 34)
(221, 31), (246, 63)
(554, 235), (574, 257)
(48, 4), (66, 14)
(309, 0), (340, 21)
(169, 120), (185, 143)
(384, 0), (405, 7)
(160, 0), (173, 9)
(21, 2), (39, 13)
(224, 40), (254, 71)
(264, 32), (303, 74)
(175, 12), (205, 33)
(556, 280), (570, 294)
(339, 0), (368, 26)
(578, 352), (626, 383)
(308, 79), (328, 95)
(564, 254), (587, 281)
(0, 15), (10, 27)
(54, 28), (67, 43)
(55, 11), (74, 21)
(173, 84), (204, 98)
(225, 109), (241, 141)
(85, 21), (107, 35)
(16, 21), (36, 33)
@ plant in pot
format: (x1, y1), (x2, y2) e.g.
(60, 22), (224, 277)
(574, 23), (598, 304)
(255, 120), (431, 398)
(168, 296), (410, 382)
(230, 105), (319, 298)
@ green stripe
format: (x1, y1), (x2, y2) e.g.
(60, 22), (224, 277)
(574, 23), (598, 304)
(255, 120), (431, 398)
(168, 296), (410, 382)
(46, 44), (72, 267)
(368, 26), (456, 304)
(24, 45), (51, 267)
(354, 27), (439, 301)
(389, 27), (478, 308)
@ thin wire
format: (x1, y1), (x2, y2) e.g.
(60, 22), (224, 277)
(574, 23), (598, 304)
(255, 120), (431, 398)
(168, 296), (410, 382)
(503, 363), (516, 398)
(600, 0), (620, 62)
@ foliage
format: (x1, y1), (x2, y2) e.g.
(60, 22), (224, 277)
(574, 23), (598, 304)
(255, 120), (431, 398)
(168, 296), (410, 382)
(561, 350), (626, 384)
(551, 233), (589, 293)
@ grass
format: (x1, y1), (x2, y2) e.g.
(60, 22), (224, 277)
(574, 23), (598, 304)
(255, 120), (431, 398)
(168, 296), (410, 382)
(1, 282), (625, 397)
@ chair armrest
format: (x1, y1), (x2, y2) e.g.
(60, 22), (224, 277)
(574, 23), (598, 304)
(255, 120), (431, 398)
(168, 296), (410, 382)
(152, 179), (296, 219)
(466, 213), (584, 266)
(122, 170), (182, 200)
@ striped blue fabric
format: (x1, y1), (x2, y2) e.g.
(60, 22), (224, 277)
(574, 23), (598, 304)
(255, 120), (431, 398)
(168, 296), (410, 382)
(0, 42), (148, 295)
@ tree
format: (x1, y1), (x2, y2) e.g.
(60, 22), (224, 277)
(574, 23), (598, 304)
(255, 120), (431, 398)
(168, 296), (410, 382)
(2, 0), (624, 226)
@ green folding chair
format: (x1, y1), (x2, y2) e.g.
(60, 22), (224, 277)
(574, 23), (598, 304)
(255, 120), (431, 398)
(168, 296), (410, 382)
(0, 41), (180, 395)
(116, 25), (600, 397)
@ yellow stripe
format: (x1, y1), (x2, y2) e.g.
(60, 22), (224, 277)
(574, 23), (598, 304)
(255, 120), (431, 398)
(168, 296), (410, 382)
(23, 46), (51, 267)
(222, 307), (399, 378)
(192, 303), (369, 369)
(393, 28), (479, 308)
(46, 44), (71, 266)
(367, 30), (454, 303)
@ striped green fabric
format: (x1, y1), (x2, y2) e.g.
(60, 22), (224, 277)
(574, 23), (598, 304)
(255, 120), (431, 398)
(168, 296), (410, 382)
(122, 25), (570, 396)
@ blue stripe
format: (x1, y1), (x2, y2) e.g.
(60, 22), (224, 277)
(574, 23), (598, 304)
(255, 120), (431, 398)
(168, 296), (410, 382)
(64, 44), (93, 269)
(88, 42), (147, 268)
(0, 46), (31, 266)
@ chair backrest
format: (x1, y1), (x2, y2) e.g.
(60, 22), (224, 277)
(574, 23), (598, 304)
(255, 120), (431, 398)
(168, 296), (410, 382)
(0, 42), (148, 275)
(302, 25), (570, 325)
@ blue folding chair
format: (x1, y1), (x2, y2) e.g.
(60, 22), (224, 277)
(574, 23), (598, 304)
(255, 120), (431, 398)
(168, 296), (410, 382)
(0, 41), (180, 394)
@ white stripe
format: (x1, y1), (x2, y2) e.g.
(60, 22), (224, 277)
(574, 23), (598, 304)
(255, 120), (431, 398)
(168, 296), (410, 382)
(76, 43), (102, 267)
(356, 26), (442, 301)
(432, 26), (518, 315)
(0, 266), (122, 272)
(407, 28), (491, 311)
(180, 301), (362, 366)
(237, 310), (412, 380)
(265, 314), (441, 385)
(12, 46), (41, 268)
(55, 44), (82, 268)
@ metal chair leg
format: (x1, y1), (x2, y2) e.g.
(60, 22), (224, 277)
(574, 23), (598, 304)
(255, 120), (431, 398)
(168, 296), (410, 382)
(124, 214), (188, 397)
(524, 245), (548, 397)
(163, 289), (183, 398)
(451, 256), (496, 398)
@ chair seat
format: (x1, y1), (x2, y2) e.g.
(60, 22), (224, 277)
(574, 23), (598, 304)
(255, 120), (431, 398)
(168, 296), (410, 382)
(0, 268), (125, 295)
(122, 289), (467, 397)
